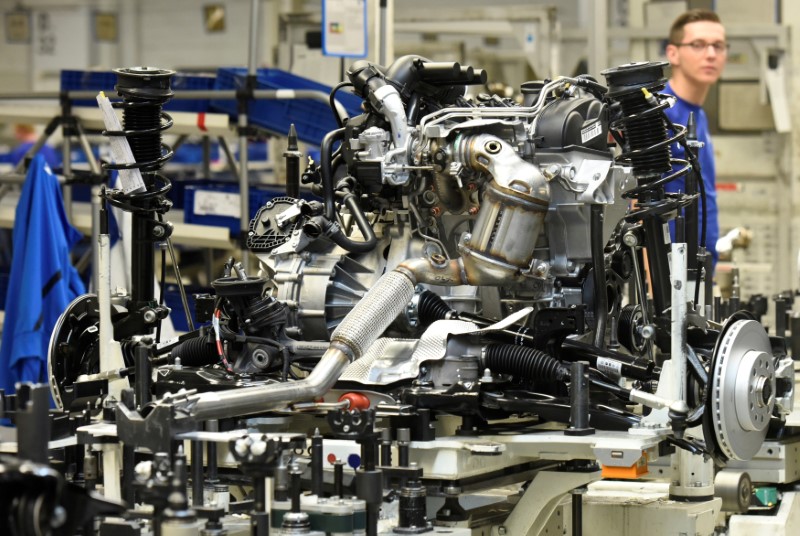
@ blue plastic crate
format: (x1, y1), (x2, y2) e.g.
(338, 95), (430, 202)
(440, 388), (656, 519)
(163, 284), (204, 332)
(210, 68), (362, 146)
(183, 182), (287, 236)
(60, 70), (117, 107)
(168, 73), (216, 112)
(60, 70), (215, 113)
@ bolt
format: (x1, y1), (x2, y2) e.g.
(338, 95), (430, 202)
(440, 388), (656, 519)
(640, 324), (656, 340)
(430, 253), (447, 266)
(152, 226), (165, 238)
(543, 163), (561, 180)
(431, 206), (442, 217)
(499, 526), (507, 535)
(143, 309), (157, 323)
(467, 182), (477, 191)
(342, 424), (350, 433)
(623, 232), (638, 248)
(444, 486), (462, 496)
(468, 206), (479, 215)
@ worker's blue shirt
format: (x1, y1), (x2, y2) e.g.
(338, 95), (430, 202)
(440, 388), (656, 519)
(0, 155), (85, 403)
(662, 82), (719, 266)
(10, 141), (62, 171)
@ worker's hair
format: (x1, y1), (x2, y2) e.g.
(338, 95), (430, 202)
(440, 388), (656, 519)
(669, 9), (722, 44)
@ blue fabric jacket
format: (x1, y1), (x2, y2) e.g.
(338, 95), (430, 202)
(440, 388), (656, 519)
(662, 82), (720, 266)
(0, 155), (85, 398)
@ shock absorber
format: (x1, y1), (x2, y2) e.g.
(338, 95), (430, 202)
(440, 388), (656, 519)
(102, 67), (175, 334)
(601, 62), (692, 316)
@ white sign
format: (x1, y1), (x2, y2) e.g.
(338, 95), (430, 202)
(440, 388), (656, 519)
(193, 191), (241, 218)
(322, 0), (367, 58)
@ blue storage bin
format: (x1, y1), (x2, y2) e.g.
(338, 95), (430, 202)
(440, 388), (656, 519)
(167, 73), (216, 112)
(210, 68), (362, 146)
(183, 182), (288, 236)
(163, 284), (204, 332)
(60, 70), (215, 113)
(60, 70), (117, 107)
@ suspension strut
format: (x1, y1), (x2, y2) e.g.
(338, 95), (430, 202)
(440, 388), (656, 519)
(601, 62), (693, 317)
(102, 67), (175, 335)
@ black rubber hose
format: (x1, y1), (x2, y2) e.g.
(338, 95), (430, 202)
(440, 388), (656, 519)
(329, 82), (354, 128)
(591, 204), (607, 349)
(321, 128), (346, 220)
(327, 191), (378, 253)
(484, 344), (570, 383)
(417, 289), (536, 345)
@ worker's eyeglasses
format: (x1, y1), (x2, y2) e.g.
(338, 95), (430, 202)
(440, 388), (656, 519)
(674, 40), (730, 54)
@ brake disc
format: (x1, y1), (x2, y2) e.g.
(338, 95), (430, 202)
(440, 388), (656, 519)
(705, 318), (775, 461)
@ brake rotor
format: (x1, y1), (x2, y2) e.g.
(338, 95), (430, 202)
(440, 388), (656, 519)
(705, 318), (775, 461)
(48, 294), (128, 411)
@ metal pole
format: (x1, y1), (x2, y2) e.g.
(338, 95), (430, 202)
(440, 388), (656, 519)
(379, 0), (388, 66)
(671, 242), (688, 404)
(90, 185), (102, 290)
(587, 0), (608, 80)
(61, 126), (73, 222)
(248, 0), (259, 75)
(239, 0), (261, 273)
(238, 116), (250, 271)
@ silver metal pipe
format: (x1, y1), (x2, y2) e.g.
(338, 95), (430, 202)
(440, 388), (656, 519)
(186, 269), (417, 420)
(189, 347), (351, 421)
(379, 0), (388, 66)
(75, 122), (102, 176)
(248, 0), (260, 75)
(91, 185), (102, 290)
(671, 242), (688, 404)
(0, 89), (334, 101)
(238, 114), (250, 272)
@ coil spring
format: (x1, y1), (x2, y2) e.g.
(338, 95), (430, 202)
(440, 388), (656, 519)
(615, 93), (694, 220)
(602, 62), (694, 221)
(101, 67), (175, 214)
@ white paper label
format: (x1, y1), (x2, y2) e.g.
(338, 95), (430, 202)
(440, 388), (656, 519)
(193, 190), (241, 218)
(96, 92), (146, 194)
(596, 357), (622, 378)
(581, 121), (603, 144)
